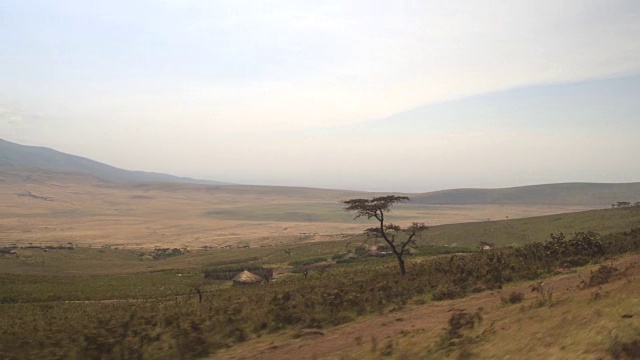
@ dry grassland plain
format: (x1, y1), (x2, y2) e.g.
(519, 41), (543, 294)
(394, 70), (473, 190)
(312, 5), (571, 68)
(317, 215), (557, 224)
(1, 170), (602, 248)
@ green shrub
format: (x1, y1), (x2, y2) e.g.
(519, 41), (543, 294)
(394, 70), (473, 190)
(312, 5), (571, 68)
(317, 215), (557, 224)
(354, 246), (367, 256)
(560, 256), (591, 268)
(151, 247), (186, 260)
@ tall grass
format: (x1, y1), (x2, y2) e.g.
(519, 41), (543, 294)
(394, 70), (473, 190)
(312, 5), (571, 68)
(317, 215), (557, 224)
(1, 229), (639, 359)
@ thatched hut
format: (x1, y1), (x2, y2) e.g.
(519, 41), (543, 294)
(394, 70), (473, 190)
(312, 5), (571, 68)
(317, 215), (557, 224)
(204, 266), (273, 281)
(367, 245), (392, 257)
(232, 270), (263, 286)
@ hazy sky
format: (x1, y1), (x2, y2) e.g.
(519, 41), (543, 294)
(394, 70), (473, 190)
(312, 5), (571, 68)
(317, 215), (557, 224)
(2, 0), (640, 191)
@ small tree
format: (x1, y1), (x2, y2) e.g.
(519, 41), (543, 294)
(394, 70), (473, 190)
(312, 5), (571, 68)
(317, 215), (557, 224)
(343, 196), (428, 276)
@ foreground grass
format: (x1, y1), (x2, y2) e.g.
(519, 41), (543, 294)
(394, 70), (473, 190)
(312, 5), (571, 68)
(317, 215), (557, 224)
(338, 257), (640, 359)
(0, 228), (638, 359)
(0, 271), (230, 303)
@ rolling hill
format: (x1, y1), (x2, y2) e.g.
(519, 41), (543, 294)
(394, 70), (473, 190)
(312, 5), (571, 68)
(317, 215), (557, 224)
(411, 182), (640, 206)
(2, 137), (639, 206)
(0, 138), (231, 185)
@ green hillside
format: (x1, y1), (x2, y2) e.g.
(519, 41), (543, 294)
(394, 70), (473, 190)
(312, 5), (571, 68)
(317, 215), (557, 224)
(411, 182), (640, 206)
(417, 206), (640, 248)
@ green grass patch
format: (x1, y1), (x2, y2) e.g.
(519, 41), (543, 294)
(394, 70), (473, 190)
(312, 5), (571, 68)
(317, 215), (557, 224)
(418, 206), (640, 248)
(287, 257), (327, 267)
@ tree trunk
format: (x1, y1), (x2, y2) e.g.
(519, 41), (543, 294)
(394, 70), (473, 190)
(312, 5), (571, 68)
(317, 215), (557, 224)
(397, 255), (406, 276)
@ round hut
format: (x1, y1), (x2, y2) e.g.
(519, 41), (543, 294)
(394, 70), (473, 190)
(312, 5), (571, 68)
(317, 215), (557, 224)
(232, 270), (263, 286)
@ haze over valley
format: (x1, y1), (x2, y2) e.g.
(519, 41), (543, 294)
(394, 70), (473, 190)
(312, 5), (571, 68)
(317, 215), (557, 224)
(2, 2), (640, 359)
(2, 140), (638, 248)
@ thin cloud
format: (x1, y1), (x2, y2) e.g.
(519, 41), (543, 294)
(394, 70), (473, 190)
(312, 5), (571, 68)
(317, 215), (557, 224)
(1, 1), (639, 190)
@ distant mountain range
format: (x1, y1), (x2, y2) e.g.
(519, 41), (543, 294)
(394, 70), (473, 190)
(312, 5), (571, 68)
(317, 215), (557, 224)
(0, 138), (231, 185)
(2, 138), (639, 205)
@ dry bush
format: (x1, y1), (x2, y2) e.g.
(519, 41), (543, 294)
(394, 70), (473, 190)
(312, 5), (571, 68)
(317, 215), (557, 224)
(434, 310), (484, 357)
(501, 291), (524, 305)
(609, 336), (640, 359)
(580, 264), (620, 288)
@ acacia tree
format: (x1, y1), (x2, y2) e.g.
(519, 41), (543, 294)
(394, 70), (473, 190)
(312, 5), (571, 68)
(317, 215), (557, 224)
(343, 195), (428, 276)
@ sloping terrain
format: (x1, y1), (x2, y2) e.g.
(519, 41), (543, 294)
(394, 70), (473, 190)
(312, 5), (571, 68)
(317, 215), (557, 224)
(412, 182), (640, 206)
(423, 206), (640, 247)
(1, 214), (638, 359)
(3, 138), (640, 206)
(0, 138), (230, 185)
(213, 254), (640, 360)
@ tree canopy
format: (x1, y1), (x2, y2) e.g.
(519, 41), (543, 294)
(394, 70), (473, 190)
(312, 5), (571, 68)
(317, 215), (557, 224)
(343, 196), (428, 275)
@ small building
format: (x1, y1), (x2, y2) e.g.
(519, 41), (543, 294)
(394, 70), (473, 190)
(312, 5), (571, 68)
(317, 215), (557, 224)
(478, 241), (494, 251)
(0, 248), (17, 256)
(232, 270), (263, 286)
(368, 245), (392, 257)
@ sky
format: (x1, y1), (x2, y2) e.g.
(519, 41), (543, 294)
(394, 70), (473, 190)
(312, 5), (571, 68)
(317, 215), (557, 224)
(1, 0), (640, 192)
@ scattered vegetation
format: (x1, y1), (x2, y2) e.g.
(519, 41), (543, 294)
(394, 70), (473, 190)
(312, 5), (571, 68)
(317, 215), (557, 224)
(150, 247), (187, 260)
(580, 263), (621, 288)
(501, 291), (525, 305)
(530, 282), (554, 308)
(0, 227), (639, 358)
(434, 309), (484, 358)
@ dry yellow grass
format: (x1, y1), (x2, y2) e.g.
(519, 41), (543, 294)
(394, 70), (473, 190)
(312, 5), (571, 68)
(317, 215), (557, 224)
(0, 169), (600, 248)
(394, 257), (640, 360)
(214, 254), (640, 360)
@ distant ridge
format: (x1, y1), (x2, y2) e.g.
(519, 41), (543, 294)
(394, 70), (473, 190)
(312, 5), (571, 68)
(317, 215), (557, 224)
(0, 138), (231, 185)
(412, 182), (640, 206)
(2, 138), (639, 206)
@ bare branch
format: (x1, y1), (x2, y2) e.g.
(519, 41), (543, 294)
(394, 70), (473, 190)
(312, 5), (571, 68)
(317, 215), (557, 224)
(364, 227), (383, 238)
(403, 222), (429, 235)
(343, 196), (427, 276)
(385, 223), (402, 232)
